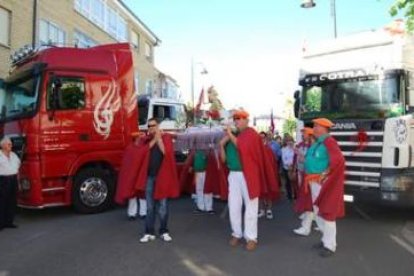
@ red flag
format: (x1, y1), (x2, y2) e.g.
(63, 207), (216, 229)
(270, 109), (275, 134)
(195, 88), (204, 113)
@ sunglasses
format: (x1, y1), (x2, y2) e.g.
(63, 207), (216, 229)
(147, 124), (157, 128)
(233, 117), (242, 121)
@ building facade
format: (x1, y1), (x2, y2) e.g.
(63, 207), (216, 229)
(0, 0), (161, 95)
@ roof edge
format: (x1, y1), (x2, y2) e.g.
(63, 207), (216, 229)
(116, 0), (161, 46)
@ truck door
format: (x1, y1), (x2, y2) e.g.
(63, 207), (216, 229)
(40, 72), (91, 179)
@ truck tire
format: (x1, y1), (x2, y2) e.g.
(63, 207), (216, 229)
(72, 167), (115, 214)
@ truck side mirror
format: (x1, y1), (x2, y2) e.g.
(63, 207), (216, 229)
(293, 90), (300, 118)
(48, 76), (62, 120)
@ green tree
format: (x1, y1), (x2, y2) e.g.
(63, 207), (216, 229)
(282, 117), (297, 137)
(390, 0), (414, 32)
(305, 87), (322, 112)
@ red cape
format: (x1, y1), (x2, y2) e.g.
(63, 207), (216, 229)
(236, 127), (279, 200)
(315, 136), (346, 221)
(117, 134), (180, 202)
(204, 150), (228, 199)
(115, 142), (146, 204)
(261, 145), (280, 201)
(293, 171), (313, 213)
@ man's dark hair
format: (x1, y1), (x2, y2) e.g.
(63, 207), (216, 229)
(259, 131), (267, 136)
(147, 117), (159, 124)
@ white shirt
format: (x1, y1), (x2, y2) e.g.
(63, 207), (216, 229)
(281, 146), (295, 170)
(0, 151), (21, 175)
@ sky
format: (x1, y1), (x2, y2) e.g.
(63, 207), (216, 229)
(123, 0), (398, 117)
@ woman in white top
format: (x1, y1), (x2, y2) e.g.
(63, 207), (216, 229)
(0, 136), (21, 231)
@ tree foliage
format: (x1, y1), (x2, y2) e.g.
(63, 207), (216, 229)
(282, 117), (297, 137)
(390, 0), (414, 32)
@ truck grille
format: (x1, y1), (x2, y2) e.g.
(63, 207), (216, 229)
(330, 121), (383, 188)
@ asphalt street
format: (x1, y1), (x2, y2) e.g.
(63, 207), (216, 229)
(1, 197), (414, 276)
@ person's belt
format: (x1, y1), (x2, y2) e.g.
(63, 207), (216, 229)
(303, 173), (323, 194)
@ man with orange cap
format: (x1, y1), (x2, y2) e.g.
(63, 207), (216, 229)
(293, 118), (345, 257)
(294, 128), (314, 193)
(219, 109), (278, 251)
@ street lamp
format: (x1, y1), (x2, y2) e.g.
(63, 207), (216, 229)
(300, 0), (337, 38)
(191, 58), (208, 123)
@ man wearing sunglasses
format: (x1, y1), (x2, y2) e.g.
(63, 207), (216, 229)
(116, 118), (179, 243)
(219, 110), (278, 251)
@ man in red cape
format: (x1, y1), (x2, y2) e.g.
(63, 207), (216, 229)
(293, 127), (314, 215)
(258, 131), (280, 219)
(115, 118), (179, 243)
(293, 118), (345, 257)
(219, 110), (278, 251)
(179, 146), (228, 206)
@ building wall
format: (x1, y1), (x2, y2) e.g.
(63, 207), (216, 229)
(0, 0), (158, 95)
(0, 0), (34, 77)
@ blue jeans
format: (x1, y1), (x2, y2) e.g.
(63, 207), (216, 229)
(144, 176), (169, 235)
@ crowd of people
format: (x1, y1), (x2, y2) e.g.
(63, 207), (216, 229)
(0, 108), (344, 258)
(115, 110), (345, 257)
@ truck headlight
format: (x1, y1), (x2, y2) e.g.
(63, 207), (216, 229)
(381, 175), (413, 192)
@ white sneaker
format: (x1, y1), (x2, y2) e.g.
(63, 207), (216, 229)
(160, 233), (172, 242)
(258, 209), (265, 218)
(293, 227), (310, 236)
(140, 234), (156, 243)
(266, 210), (273, 219)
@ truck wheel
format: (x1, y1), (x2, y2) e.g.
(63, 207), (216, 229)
(72, 167), (115, 214)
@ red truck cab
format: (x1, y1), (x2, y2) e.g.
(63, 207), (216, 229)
(0, 43), (138, 213)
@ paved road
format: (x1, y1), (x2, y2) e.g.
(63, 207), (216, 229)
(1, 197), (414, 276)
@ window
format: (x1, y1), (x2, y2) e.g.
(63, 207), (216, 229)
(145, 42), (152, 60)
(134, 71), (140, 94)
(131, 31), (139, 49)
(47, 77), (85, 110)
(74, 0), (127, 41)
(152, 105), (181, 121)
(145, 80), (153, 95)
(74, 30), (97, 48)
(91, 0), (104, 27)
(107, 7), (118, 37)
(0, 7), (11, 46)
(39, 20), (65, 46)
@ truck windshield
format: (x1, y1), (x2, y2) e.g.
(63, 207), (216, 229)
(300, 73), (403, 120)
(0, 73), (40, 122)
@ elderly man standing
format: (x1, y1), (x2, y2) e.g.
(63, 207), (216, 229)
(220, 110), (278, 251)
(0, 136), (21, 231)
(293, 118), (345, 257)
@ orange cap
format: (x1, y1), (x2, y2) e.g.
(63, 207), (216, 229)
(233, 109), (249, 119)
(302, 127), (314, 135)
(312, 118), (334, 128)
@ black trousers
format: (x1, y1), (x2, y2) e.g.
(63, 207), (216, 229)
(282, 168), (293, 201)
(0, 175), (18, 228)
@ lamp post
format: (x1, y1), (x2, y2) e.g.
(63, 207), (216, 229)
(191, 58), (208, 123)
(300, 0), (337, 38)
